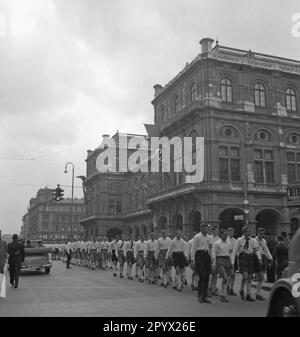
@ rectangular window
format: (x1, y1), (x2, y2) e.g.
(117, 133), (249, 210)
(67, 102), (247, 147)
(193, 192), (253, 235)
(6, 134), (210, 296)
(218, 146), (240, 182)
(116, 194), (122, 213)
(219, 158), (229, 181)
(254, 161), (264, 183)
(254, 149), (274, 184)
(231, 159), (240, 181)
(108, 194), (115, 214)
(265, 162), (274, 183)
(287, 152), (300, 183)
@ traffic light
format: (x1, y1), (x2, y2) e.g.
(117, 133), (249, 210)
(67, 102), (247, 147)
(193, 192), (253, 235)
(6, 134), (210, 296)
(53, 184), (64, 201)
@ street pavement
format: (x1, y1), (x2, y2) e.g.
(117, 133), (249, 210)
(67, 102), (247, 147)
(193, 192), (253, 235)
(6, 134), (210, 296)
(0, 261), (270, 317)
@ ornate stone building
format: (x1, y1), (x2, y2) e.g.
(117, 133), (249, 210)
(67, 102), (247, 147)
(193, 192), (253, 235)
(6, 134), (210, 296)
(81, 37), (300, 238)
(24, 187), (85, 243)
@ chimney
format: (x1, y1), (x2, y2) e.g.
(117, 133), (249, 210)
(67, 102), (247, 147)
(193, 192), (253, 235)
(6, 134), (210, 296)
(199, 37), (214, 54)
(102, 134), (110, 139)
(153, 84), (163, 98)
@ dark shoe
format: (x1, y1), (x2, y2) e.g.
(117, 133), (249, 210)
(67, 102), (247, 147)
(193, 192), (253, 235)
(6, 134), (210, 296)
(191, 284), (195, 291)
(10, 282), (14, 287)
(203, 298), (211, 303)
(256, 294), (266, 301)
(240, 290), (245, 301)
(178, 286), (182, 292)
(120, 274), (124, 278)
(212, 290), (218, 296)
(173, 285), (177, 290)
(163, 283), (167, 288)
(14, 284), (18, 288)
(113, 273), (117, 277)
(229, 289), (237, 296)
(220, 296), (229, 302)
(198, 296), (204, 303)
(246, 295), (255, 302)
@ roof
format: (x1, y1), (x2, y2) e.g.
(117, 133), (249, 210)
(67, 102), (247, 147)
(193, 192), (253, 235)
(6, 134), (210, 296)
(153, 40), (300, 100)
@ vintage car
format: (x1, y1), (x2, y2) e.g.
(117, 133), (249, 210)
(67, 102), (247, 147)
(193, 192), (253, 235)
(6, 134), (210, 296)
(21, 240), (53, 274)
(267, 228), (300, 317)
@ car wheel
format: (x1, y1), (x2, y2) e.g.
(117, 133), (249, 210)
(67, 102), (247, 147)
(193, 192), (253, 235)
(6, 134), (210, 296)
(45, 268), (51, 274)
(274, 291), (298, 317)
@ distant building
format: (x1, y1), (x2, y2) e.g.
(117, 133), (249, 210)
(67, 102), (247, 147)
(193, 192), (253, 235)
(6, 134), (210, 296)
(1, 234), (13, 243)
(24, 187), (85, 243)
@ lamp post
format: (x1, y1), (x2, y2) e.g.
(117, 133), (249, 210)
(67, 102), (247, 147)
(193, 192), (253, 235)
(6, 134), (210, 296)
(64, 162), (75, 204)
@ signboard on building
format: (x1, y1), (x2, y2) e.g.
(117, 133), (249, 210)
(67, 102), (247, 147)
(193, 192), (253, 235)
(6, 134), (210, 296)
(234, 215), (244, 221)
(287, 185), (300, 207)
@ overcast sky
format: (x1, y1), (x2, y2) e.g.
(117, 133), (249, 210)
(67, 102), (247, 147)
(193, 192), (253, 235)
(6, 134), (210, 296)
(0, 0), (299, 234)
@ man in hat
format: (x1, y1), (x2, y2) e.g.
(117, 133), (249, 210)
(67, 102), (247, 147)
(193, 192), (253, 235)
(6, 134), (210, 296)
(7, 234), (25, 288)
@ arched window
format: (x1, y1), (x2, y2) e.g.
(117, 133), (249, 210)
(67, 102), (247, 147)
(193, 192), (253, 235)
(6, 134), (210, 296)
(254, 83), (266, 107)
(190, 83), (197, 102)
(174, 95), (180, 113)
(221, 78), (232, 103)
(286, 88), (297, 112)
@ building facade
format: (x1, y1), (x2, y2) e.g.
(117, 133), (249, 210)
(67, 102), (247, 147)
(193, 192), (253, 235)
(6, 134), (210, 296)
(24, 187), (85, 243)
(81, 37), (300, 238)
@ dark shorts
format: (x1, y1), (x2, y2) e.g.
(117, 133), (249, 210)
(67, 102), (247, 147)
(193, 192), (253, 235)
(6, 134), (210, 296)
(216, 256), (231, 278)
(158, 249), (167, 268)
(126, 251), (135, 265)
(118, 251), (125, 265)
(254, 255), (266, 274)
(136, 252), (144, 267)
(146, 251), (156, 270)
(172, 252), (187, 269)
(239, 253), (254, 275)
(111, 250), (118, 263)
(102, 249), (109, 260)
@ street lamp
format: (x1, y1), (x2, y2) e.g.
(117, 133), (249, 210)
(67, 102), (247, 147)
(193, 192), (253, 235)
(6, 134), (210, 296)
(64, 162), (74, 204)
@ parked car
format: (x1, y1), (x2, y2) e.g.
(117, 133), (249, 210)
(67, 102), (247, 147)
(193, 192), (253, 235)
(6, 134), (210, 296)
(267, 228), (300, 317)
(21, 240), (52, 274)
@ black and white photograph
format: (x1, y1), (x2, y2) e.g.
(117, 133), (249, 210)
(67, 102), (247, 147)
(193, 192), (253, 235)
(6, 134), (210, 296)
(0, 0), (300, 324)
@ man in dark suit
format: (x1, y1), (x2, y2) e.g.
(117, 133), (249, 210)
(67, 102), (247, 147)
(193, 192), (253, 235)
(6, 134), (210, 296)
(7, 234), (25, 288)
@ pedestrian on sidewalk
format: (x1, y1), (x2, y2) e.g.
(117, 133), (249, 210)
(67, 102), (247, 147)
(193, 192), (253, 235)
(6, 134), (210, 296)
(144, 233), (158, 284)
(254, 228), (273, 301)
(157, 230), (171, 288)
(212, 228), (231, 302)
(273, 235), (289, 280)
(116, 234), (126, 278)
(7, 234), (25, 288)
(0, 230), (7, 298)
(66, 241), (72, 269)
(265, 231), (276, 283)
(191, 223), (212, 303)
(165, 230), (188, 292)
(226, 227), (237, 296)
(208, 226), (220, 297)
(134, 234), (147, 282)
(124, 235), (135, 280)
(231, 226), (262, 302)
